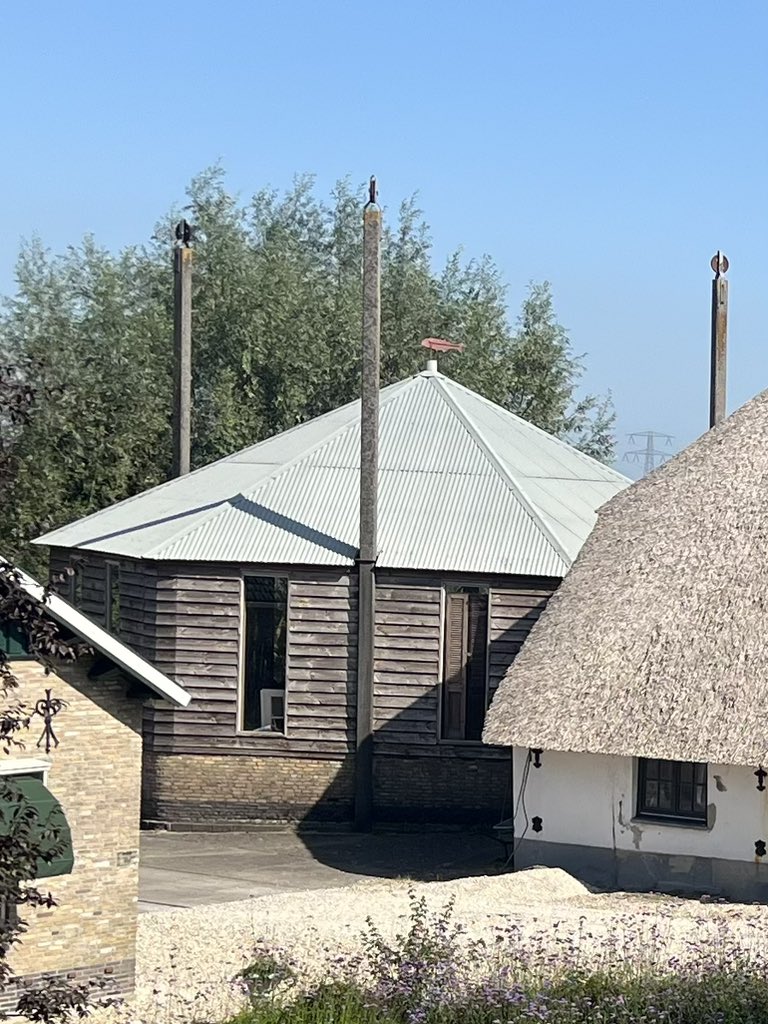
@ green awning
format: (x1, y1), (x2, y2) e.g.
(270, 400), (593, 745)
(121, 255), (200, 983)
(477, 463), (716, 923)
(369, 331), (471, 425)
(0, 775), (74, 879)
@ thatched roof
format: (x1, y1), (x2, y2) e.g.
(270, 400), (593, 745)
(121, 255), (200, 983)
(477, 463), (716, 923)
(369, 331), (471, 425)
(483, 390), (768, 767)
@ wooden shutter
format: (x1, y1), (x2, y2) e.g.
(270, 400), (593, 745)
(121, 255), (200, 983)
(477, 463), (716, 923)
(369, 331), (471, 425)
(442, 594), (469, 739)
(0, 775), (74, 879)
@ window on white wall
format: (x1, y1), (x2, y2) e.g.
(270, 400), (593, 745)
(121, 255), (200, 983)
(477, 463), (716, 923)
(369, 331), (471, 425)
(637, 758), (707, 824)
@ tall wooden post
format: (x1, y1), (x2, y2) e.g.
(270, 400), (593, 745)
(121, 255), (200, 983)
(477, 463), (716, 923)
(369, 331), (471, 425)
(172, 220), (193, 477)
(710, 251), (729, 429)
(355, 178), (381, 831)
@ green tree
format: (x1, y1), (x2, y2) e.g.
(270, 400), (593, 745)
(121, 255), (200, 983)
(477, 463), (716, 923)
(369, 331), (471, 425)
(0, 369), (96, 1019)
(0, 170), (614, 572)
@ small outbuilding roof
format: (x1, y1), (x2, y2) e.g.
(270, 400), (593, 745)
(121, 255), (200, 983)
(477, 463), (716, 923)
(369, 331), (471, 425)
(36, 367), (627, 577)
(483, 389), (768, 767)
(7, 564), (190, 708)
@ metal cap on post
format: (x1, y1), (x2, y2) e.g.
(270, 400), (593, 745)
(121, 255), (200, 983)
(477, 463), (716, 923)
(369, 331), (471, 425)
(710, 251), (729, 429)
(172, 219), (193, 478)
(355, 177), (381, 831)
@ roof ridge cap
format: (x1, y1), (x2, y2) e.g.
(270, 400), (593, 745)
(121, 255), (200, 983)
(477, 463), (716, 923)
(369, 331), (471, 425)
(439, 376), (630, 484)
(429, 375), (573, 568)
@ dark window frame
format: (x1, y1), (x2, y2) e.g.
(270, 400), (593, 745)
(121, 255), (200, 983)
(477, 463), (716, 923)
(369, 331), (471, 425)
(440, 585), (489, 743)
(240, 575), (288, 734)
(636, 758), (708, 825)
(67, 562), (82, 608)
(105, 562), (120, 634)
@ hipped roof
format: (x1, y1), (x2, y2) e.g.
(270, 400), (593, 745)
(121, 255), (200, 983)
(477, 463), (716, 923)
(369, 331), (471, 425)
(36, 368), (627, 577)
(484, 389), (768, 767)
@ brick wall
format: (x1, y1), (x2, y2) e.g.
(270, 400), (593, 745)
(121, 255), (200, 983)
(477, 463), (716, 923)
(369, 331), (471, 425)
(1, 660), (142, 1007)
(374, 753), (512, 825)
(143, 753), (355, 825)
(0, 958), (134, 1014)
(143, 750), (510, 827)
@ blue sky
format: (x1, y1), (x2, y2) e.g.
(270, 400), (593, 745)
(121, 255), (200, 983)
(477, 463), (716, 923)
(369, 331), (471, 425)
(1, 1), (766, 473)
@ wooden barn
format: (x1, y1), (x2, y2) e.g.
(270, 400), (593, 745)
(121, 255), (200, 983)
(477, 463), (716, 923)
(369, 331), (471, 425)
(35, 363), (627, 827)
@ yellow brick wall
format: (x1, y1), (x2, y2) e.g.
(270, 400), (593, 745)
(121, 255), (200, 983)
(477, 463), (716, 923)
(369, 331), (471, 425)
(144, 752), (354, 823)
(2, 660), (142, 982)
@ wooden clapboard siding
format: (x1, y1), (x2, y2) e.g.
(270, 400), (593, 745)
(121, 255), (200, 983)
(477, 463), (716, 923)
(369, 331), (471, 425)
(117, 559), (157, 661)
(373, 584), (441, 748)
(145, 565), (242, 746)
(286, 574), (357, 747)
(487, 583), (557, 696)
(48, 547), (109, 624)
(144, 565), (358, 757)
(47, 545), (558, 769)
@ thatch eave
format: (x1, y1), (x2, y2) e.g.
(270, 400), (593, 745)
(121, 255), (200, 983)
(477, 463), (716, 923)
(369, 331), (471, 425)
(483, 389), (768, 770)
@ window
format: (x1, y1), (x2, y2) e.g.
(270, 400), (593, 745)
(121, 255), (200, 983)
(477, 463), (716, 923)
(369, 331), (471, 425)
(106, 562), (120, 634)
(242, 576), (287, 732)
(0, 618), (32, 660)
(67, 562), (82, 608)
(637, 758), (708, 824)
(0, 895), (17, 930)
(441, 586), (488, 741)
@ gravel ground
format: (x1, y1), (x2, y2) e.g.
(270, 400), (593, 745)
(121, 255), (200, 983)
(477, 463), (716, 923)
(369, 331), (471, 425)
(104, 868), (768, 1024)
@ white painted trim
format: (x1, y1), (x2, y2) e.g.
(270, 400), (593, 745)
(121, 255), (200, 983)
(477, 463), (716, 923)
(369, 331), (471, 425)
(3, 562), (190, 708)
(0, 757), (51, 777)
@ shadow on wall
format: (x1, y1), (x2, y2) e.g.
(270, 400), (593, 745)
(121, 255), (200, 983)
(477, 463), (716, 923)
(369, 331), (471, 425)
(141, 613), (535, 882)
(293, 606), (537, 877)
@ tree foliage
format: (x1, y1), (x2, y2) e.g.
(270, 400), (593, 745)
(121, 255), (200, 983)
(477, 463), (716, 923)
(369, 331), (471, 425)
(0, 368), (97, 1016)
(0, 169), (614, 571)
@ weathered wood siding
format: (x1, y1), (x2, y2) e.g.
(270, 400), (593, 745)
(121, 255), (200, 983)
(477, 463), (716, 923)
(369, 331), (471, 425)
(487, 583), (557, 698)
(49, 547), (109, 625)
(49, 548), (157, 661)
(144, 565), (357, 758)
(373, 584), (441, 750)
(49, 549), (556, 761)
(118, 559), (157, 662)
(288, 578), (357, 747)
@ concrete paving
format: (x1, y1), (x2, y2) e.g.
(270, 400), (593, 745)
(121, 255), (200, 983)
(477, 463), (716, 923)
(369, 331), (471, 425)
(139, 829), (504, 911)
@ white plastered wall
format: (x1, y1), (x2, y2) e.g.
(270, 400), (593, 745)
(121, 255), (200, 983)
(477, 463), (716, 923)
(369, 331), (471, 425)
(512, 749), (768, 864)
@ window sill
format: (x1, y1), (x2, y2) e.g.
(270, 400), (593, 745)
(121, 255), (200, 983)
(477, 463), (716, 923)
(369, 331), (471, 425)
(235, 729), (287, 739)
(633, 814), (710, 832)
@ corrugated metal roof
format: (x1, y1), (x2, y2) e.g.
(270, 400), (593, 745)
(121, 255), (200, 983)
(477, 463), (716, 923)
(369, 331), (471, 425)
(35, 368), (629, 576)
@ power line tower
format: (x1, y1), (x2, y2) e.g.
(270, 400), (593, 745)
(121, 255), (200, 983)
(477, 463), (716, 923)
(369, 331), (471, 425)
(623, 431), (674, 475)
